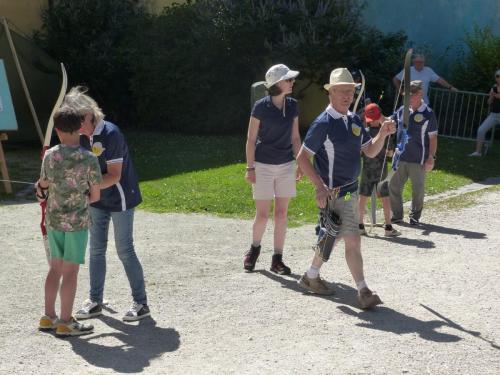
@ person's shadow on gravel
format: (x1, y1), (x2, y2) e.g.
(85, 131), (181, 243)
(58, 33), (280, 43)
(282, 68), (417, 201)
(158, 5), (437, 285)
(396, 222), (486, 239)
(337, 304), (461, 343)
(367, 234), (435, 249)
(68, 316), (180, 373)
(256, 270), (363, 310)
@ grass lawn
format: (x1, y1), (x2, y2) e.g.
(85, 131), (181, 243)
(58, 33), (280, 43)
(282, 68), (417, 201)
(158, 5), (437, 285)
(2, 133), (500, 226)
(128, 132), (500, 226)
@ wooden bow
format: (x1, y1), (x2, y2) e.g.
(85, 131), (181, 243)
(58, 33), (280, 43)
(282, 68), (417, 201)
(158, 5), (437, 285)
(40, 63), (67, 264)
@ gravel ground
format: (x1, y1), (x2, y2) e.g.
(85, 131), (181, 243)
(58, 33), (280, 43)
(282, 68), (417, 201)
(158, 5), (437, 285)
(0, 189), (499, 374)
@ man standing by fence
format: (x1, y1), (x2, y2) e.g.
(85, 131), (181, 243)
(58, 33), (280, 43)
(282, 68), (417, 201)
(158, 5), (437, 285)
(393, 53), (457, 104)
(389, 81), (438, 225)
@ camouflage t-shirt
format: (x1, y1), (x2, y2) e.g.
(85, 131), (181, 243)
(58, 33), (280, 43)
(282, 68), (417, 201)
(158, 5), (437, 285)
(40, 144), (102, 231)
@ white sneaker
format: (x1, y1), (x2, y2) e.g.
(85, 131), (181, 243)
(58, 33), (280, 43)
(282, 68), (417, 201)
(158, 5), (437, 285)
(74, 299), (102, 320)
(468, 151), (481, 157)
(123, 302), (150, 322)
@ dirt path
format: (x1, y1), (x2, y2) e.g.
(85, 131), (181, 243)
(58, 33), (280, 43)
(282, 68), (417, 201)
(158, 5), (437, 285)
(0, 189), (499, 374)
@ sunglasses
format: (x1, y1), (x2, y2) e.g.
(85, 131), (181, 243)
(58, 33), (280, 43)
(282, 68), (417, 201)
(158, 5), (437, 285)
(496, 75), (500, 78)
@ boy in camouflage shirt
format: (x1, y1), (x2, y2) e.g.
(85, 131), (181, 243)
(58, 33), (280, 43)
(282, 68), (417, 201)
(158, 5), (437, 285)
(358, 103), (401, 237)
(37, 106), (102, 337)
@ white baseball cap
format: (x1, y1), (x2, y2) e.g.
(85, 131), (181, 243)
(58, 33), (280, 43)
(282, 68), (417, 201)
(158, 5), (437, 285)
(265, 64), (300, 88)
(323, 68), (356, 91)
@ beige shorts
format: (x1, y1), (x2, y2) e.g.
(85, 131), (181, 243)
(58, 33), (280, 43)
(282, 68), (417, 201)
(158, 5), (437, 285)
(328, 192), (359, 236)
(252, 161), (296, 200)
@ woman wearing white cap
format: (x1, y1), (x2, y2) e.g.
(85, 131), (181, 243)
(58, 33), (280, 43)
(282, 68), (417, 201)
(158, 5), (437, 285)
(243, 64), (302, 275)
(469, 69), (500, 156)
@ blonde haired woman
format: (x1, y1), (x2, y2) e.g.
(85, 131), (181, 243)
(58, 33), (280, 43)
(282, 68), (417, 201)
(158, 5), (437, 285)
(65, 87), (150, 322)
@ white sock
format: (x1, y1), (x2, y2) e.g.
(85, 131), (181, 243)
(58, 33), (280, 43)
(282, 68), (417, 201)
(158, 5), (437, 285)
(306, 266), (320, 279)
(252, 241), (261, 248)
(356, 280), (368, 291)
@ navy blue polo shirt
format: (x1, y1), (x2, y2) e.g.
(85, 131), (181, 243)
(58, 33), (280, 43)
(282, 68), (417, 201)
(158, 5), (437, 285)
(80, 121), (142, 211)
(303, 105), (372, 196)
(251, 96), (299, 165)
(392, 102), (438, 164)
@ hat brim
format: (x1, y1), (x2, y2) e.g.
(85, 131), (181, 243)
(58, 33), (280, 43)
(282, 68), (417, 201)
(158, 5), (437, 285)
(365, 114), (381, 123)
(265, 70), (300, 88)
(323, 82), (357, 91)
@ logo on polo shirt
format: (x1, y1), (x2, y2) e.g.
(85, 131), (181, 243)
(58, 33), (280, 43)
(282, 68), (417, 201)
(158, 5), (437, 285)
(414, 113), (424, 123)
(92, 142), (106, 156)
(351, 124), (361, 136)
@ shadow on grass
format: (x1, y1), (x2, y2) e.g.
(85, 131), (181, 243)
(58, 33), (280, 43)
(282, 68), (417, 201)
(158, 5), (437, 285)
(436, 137), (500, 181)
(126, 132), (246, 181)
(69, 315), (180, 373)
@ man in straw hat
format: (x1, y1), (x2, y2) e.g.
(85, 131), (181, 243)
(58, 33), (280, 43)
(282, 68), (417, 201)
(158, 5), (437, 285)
(296, 68), (396, 309)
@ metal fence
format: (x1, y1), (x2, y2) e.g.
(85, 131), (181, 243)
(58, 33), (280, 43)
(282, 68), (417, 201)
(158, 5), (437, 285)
(428, 87), (495, 148)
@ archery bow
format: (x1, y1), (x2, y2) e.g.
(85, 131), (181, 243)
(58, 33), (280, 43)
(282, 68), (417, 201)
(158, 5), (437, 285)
(377, 49), (413, 188)
(352, 69), (365, 113)
(40, 63), (67, 264)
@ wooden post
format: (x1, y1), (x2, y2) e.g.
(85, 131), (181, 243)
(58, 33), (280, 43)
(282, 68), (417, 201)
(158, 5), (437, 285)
(0, 133), (12, 193)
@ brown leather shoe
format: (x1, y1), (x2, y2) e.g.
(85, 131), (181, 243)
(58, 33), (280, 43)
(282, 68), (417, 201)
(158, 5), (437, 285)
(358, 287), (383, 309)
(298, 273), (335, 295)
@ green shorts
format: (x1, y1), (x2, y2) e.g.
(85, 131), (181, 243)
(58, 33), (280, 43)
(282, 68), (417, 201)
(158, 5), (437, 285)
(47, 229), (88, 265)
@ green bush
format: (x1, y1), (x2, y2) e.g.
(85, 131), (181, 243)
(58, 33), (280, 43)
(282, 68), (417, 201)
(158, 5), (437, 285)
(34, 0), (149, 127)
(35, 0), (407, 134)
(452, 26), (500, 92)
(128, 0), (407, 134)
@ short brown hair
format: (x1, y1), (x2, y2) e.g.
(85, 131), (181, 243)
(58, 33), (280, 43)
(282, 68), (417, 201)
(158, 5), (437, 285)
(267, 84), (283, 96)
(53, 106), (83, 133)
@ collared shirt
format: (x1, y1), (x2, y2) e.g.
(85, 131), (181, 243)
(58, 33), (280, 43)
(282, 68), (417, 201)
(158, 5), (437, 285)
(80, 121), (142, 212)
(41, 144), (102, 231)
(396, 66), (440, 103)
(251, 95), (299, 165)
(303, 105), (371, 196)
(392, 101), (438, 165)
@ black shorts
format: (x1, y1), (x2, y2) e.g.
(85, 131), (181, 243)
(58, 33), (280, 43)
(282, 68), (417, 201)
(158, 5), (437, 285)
(359, 160), (389, 197)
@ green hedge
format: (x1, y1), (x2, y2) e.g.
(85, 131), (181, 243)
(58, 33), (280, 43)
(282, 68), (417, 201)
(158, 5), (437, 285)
(35, 0), (407, 133)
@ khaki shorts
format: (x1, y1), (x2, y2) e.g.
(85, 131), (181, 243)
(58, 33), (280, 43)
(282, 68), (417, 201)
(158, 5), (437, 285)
(253, 161), (296, 200)
(328, 192), (359, 236)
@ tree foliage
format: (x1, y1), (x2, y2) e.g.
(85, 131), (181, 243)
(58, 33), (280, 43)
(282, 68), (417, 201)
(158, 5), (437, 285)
(34, 0), (148, 125)
(452, 26), (500, 92)
(36, 0), (407, 133)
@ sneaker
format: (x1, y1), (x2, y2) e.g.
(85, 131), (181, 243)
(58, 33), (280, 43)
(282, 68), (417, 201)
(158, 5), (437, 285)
(74, 299), (102, 320)
(298, 273), (335, 295)
(55, 317), (94, 337)
(359, 223), (367, 236)
(409, 217), (420, 225)
(38, 315), (57, 331)
(468, 151), (481, 157)
(123, 302), (151, 322)
(270, 253), (291, 275)
(391, 217), (403, 224)
(358, 287), (383, 310)
(384, 225), (401, 237)
(243, 245), (261, 272)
